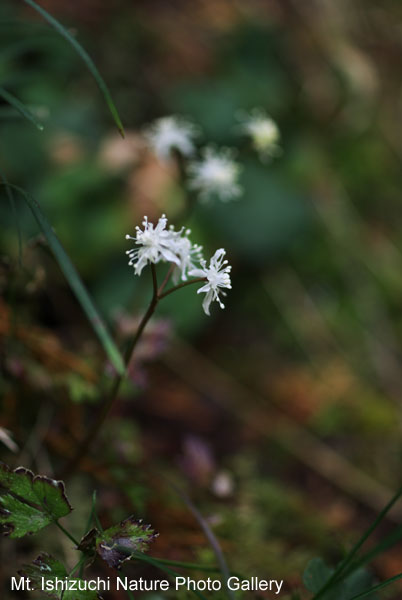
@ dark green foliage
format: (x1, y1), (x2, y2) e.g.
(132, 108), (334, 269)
(20, 553), (101, 599)
(303, 558), (378, 600)
(0, 464), (72, 538)
(79, 517), (158, 570)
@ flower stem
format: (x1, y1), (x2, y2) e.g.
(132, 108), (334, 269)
(60, 267), (206, 479)
(69, 555), (87, 577)
(55, 521), (80, 546)
(158, 277), (206, 299)
(60, 265), (159, 479)
(158, 264), (175, 296)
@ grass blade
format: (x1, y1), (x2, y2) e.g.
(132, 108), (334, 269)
(349, 572), (402, 600)
(131, 552), (208, 600)
(22, 0), (124, 137)
(0, 167), (22, 264)
(342, 524), (402, 579)
(2, 183), (125, 376)
(0, 86), (44, 130)
(313, 483), (402, 600)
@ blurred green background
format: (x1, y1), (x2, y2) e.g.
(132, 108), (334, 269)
(2, 1), (402, 598)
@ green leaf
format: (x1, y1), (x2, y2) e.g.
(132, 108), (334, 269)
(78, 517), (158, 570)
(304, 559), (378, 600)
(342, 569), (378, 600)
(2, 184), (125, 376)
(0, 86), (44, 130)
(303, 558), (338, 599)
(22, 0), (124, 137)
(0, 464), (72, 538)
(19, 553), (101, 599)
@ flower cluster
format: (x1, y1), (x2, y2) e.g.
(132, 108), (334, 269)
(239, 109), (280, 160)
(144, 109), (281, 204)
(126, 215), (231, 315)
(188, 147), (242, 203)
(145, 116), (198, 161)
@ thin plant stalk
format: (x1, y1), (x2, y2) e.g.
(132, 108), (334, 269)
(60, 266), (206, 479)
(22, 0), (124, 136)
(341, 524), (402, 578)
(55, 521), (79, 547)
(69, 556), (87, 577)
(60, 264), (158, 478)
(158, 264), (175, 296)
(159, 277), (206, 300)
(167, 480), (234, 600)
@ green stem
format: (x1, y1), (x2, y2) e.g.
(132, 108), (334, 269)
(60, 268), (206, 479)
(93, 510), (104, 533)
(158, 264), (175, 296)
(69, 555), (87, 577)
(84, 490), (98, 533)
(55, 521), (79, 547)
(159, 277), (206, 300)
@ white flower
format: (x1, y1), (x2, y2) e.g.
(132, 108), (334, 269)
(145, 116), (198, 161)
(188, 147), (242, 202)
(126, 215), (202, 281)
(240, 109), (280, 160)
(126, 218), (233, 314)
(189, 248), (232, 315)
(126, 214), (180, 276)
(170, 230), (203, 283)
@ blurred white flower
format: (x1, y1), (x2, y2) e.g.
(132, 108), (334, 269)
(188, 147), (242, 202)
(240, 109), (280, 160)
(126, 214), (180, 276)
(126, 216), (201, 281)
(189, 248), (232, 315)
(145, 116), (198, 161)
(211, 470), (234, 498)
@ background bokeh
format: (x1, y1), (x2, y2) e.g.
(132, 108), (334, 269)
(2, 1), (402, 598)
